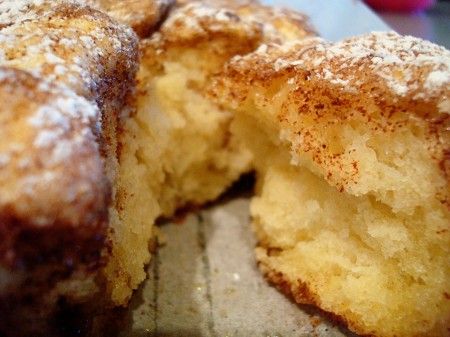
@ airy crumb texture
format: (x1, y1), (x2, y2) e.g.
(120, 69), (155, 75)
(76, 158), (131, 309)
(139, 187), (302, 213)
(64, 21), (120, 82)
(104, 0), (316, 305)
(211, 32), (450, 337)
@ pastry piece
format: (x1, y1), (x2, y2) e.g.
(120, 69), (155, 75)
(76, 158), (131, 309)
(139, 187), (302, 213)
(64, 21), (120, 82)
(0, 1), (138, 335)
(211, 32), (450, 337)
(0, 68), (109, 336)
(105, 0), (316, 305)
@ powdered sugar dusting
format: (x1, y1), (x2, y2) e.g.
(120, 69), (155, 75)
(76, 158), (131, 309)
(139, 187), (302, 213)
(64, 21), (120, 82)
(81, 0), (174, 37)
(425, 70), (449, 90)
(0, 0), (136, 101)
(0, 0), (138, 228)
(158, 1), (314, 47)
(308, 32), (449, 96)
(238, 31), (450, 98)
(0, 153), (10, 168)
(0, 0), (44, 25)
(28, 93), (98, 162)
(161, 2), (256, 38)
(235, 4), (315, 43)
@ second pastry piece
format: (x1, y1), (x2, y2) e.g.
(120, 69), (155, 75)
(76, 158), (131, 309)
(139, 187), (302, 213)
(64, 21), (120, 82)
(106, 0), (315, 304)
(212, 32), (450, 337)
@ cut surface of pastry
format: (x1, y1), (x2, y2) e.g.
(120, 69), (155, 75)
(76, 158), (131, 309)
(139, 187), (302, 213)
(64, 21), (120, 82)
(211, 32), (450, 337)
(106, 0), (316, 305)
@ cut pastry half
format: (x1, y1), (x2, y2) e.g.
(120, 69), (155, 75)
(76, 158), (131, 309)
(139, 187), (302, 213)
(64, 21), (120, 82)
(211, 32), (450, 337)
(107, 0), (315, 305)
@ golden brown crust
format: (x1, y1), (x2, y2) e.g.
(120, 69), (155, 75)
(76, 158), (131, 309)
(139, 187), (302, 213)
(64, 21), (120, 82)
(162, 1), (314, 45)
(143, 2), (263, 52)
(173, 0), (315, 43)
(0, 1), (138, 268)
(0, 0), (175, 37)
(217, 32), (450, 111)
(84, 0), (175, 37)
(256, 247), (377, 337)
(140, 1), (316, 72)
(234, 3), (316, 43)
(0, 2), (138, 101)
(212, 32), (450, 208)
(0, 68), (108, 269)
(0, 2), (138, 335)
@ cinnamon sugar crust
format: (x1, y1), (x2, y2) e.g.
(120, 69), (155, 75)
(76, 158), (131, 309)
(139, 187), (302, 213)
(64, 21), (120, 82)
(0, 1), (138, 102)
(140, 1), (316, 77)
(214, 32), (450, 211)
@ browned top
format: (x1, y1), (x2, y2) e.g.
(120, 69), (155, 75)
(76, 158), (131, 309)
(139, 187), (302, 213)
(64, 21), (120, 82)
(140, 1), (315, 70)
(212, 32), (450, 208)
(0, 1), (138, 102)
(0, 1), (138, 268)
(176, 0), (259, 7)
(85, 0), (175, 37)
(173, 0), (315, 44)
(216, 32), (450, 110)
(0, 0), (175, 37)
(164, 1), (314, 44)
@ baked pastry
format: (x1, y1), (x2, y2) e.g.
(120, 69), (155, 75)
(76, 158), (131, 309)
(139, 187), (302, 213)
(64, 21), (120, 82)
(107, 0), (315, 305)
(0, 0), (315, 335)
(211, 32), (450, 337)
(0, 1), (138, 335)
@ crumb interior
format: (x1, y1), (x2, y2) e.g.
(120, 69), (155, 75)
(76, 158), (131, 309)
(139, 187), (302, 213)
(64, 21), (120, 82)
(104, 42), (252, 305)
(231, 89), (450, 337)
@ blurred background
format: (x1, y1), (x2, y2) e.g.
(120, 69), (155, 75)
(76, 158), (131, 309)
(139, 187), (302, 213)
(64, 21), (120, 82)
(365, 0), (450, 47)
(267, 0), (449, 47)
